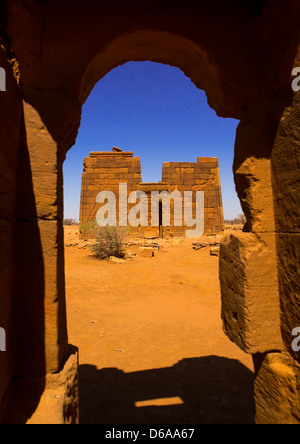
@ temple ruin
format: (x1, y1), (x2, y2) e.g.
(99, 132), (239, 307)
(80, 148), (224, 238)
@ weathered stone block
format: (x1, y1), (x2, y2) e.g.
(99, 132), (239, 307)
(139, 247), (155, 258)
(254, 352), (300, 424)
(233, 101), (276, 234)
(210, 246), (220, 256)
(276, 233), (300, 360)
(220, 232), (283, 354)
(271, 92), (300, 234)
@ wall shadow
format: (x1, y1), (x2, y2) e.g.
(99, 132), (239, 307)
(79, 356), (255, 424)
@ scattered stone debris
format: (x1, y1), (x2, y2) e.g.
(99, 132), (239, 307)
(138, 247), (155, 258)
(192, 238), (220, 251)
(126, 240), (161, 250)
(224, 224), (243, 231)
(210, 246), (220, 256)
(124, 240), (162, 258)
(65, 240), (93, 249)
(109, 256), (126, 264)
(65, 237), (161, 260)
(125, 250), (136, 259)
(192, 237), (221, 257)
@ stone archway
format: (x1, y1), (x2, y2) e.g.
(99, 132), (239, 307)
(0, 0), (299, 424)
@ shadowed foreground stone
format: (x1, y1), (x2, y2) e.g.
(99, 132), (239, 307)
(27, 347), (79, 424)
(220, 232), (284, 354)
(254, 352), (300, 425)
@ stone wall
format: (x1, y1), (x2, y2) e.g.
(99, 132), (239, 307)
(80, 149), (142, 235)
(162, 157), (224, 235)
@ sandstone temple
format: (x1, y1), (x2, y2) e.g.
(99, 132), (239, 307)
(80, 148), (224, 238)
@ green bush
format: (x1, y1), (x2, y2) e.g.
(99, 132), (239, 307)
(90, 226), (128, 260)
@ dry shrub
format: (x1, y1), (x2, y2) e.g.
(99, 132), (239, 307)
(91, 226), (128, 260)
(64, 218), (77, 226)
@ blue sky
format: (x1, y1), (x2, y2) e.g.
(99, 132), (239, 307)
(63, 61), (242, 221)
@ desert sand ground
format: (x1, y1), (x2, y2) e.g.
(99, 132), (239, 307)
(64, 225), (255, 424)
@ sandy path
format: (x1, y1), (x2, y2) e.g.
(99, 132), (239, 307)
(64, 227), (255, 424)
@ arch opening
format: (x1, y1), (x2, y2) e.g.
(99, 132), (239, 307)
(63, 60), (255, 424)
(78, 30), (239, 119)
(64, 61), (242, 225)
